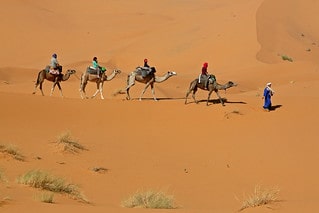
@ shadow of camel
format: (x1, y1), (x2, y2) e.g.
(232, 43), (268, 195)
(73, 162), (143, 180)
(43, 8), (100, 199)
(128, 97), (185, 101)
(194, 98), (247, 105)
(126, 97), (247, 105)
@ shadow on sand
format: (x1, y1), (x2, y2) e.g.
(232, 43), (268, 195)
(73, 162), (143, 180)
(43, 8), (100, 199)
(129, 97), (185, 101)
(269, 104), (282, 111)
(128, 97), (247, 106)
(192, 98), (247, 105)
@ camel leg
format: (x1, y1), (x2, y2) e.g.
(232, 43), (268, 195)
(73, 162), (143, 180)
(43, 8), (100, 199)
(91, 82), (101, 99)
(126, 87), (132, 100)
(79, 84), (88, 99)
(150, 83), (157, 101)
(215, 91), (225, 106)
(56, 82), (64, 97)
(33, 71), (43, 95)
(99, 82), (105, 100)
(191, 87), (198, 104)
(186, 81), (197, 104)
(79, 89), (84, 99)
(125, 73), (136, 100)
(33, 78), (40, 95)
(33, 84), (39, 95)
(50, 84), (55, 96)
(185, 88), (192, 104)
(79, 75), (89, 99)
(37, 82), (45, 96)
(139, 81), (152, 101)
(79, 85), (85, 99)
(79, 76), (84, 99)
(50, 79), (59, 96)
(207, 90), (213, 106)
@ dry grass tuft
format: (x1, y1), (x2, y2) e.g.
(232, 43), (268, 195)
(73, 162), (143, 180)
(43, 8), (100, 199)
(238, 185), (281, 211)
(121, 189), (177, 209)
(91, 167), (108, 174)
(0, 144), (25, 161)
(17, 170), (89, 203)
(55, 131), (87, 153)
(0, 169), (8, 185)
(35, 192), (55, 203)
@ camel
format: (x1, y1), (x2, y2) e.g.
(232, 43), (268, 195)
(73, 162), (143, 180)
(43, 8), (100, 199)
(79, 68), (121, 99)
(117, 68), (177, 101)
(185, 77), (237, 106)
(32, 68), (76, 97)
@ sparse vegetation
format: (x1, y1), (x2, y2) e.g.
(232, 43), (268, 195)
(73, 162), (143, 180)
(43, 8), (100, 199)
(55, 131), (87, 153)
(121, 189), (177, 209)
(238, 185), (281, 211)
(17, 170), (89, 203)
(0, 144), (25, 161)
(36, 192), (55, 203)
(281, 55), (293, 62)
(0, 169), (8, 184)
(91, 167), (108, 173)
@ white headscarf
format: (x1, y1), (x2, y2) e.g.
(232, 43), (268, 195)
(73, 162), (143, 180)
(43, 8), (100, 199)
(266, 82), (275, 94)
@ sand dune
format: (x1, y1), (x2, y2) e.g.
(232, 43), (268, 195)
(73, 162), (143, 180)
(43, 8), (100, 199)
(0, 0), (319, 212)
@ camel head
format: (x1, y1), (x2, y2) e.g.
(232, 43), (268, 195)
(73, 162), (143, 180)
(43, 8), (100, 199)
(227, 81), (237, 87)
(66, 69), (76, 74)
(153, 71), (176, 83)
(114, 69), (121, 74)
(167, 71), (177, 77)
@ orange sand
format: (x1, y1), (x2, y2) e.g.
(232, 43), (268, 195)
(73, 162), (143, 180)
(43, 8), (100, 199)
(0, 0), (319, 212)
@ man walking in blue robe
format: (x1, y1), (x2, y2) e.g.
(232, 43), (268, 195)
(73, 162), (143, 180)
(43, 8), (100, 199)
(263, 82), (275, 111)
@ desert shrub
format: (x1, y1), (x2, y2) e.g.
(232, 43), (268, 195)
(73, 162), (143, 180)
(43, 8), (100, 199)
(17, 170), (88, 203)
(55, 131), (86, 153)
(281, 55), (293, 62)
(36, 192), (55, 203)
(91, 167), (108, 173)
(0, 144), (25, 161)
(0, 169), (8, 185)
(0, 169), (5, 182)
(238, 185), (281, 211)
(121, 189), (176, 209)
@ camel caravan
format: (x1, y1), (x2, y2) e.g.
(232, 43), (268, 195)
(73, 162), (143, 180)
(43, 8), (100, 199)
(33, 56), (237, 106)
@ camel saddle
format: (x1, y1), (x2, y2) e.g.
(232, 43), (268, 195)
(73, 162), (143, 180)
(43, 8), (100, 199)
(44, 65), (62, 75)
(136, 66), (156, 77)
(199, 74), (216, 88)
(86, 66), (106, 75)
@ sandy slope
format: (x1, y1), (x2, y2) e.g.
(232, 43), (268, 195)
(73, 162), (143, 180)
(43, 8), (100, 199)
(1, 0), (319, 212)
